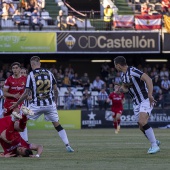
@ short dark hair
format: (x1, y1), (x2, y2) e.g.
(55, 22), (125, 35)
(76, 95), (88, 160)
(23, 149), (33, 157)
(11, 62), (21, 68)
(30, 56), (40, 62)
(21, 67), (28, 74)
(114, 56), (127, 66)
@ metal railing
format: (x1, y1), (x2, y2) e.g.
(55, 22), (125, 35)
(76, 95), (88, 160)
(0, 14), (166, 31)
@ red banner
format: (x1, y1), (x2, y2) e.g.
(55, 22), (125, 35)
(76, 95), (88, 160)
(135, 15), (162, 30)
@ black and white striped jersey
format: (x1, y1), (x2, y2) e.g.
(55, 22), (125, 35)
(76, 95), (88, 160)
(0, 89), (4, 110)
(24, 99), (30, 107)
(25, 68), (57, 106)
(121, 66), (148, 105)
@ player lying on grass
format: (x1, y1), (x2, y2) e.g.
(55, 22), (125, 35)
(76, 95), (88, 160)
(0, 106), (43, 158)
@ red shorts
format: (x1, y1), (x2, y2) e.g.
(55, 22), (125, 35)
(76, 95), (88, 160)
(112, 108), (123, 118)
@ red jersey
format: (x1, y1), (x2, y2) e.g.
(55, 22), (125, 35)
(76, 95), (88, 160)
(0, 116), (12, 133)
(0, 116), (30, 154)
(3, 76), (26, 116)
(109, 92), (124, 111)
(0, 135), (30, 155)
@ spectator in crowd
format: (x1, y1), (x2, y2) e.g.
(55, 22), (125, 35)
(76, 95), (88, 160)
(20, 67), (28, 77)
(31, 8), (43, 30)
(161, 0), (170, 13)
(155, 89), (164, 109)
(106, 83), (114, 94)
(20, 0), (26, 12)
(2, 2), (9, 20)
(12, 10), (23, 31)
(161, 75), (170, 100)
(64, 87), (76, 110)
(37, 0), (45, 11)
(25, 0), (37, 12)
(107, 67), (116, 85)
(66, 13), (78, 31)
(0, 70), (4, 79)
(104, 5), (113, 30)
(153, 75), (161, 95)
(71, 72), (81, 87)
(2, 0), (16, 20)
(92, 76), (105, 92)
(141, 2), (151, 15)
(62, 72), (71, 87)
(50, 68), (58, 79)
(150, 67), (159, 79)
(56, 10), (67, 30)
(114, 72), (122, 84)
(80, 72), (90, 90)
(160, 66), (169, 80)
(82, 88), (92, 110)
(5, 71), (11, 79)
(90, 9), (94, 19)
(97, 88), (109, 110)
(56, 72), (63, 88)
(65, 64), (74, 74)
(101, 62), (110, 81)
(135, 0), (141, 12)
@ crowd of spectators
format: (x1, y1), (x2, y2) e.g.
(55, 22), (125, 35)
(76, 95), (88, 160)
(56, 10), (84, 31)
(0, 61), (170, 110)
(1, 0), (45, 30)
(133, 0), (170, 15)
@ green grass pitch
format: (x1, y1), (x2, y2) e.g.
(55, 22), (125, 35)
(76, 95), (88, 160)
(0, 128), (169, 170)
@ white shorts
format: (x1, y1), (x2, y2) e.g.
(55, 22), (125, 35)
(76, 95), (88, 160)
(28, 103), (59, 122)
(133, 98), (153, 122)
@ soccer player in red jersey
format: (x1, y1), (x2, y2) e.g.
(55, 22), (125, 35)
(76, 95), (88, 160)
(3, 62), (27, 117)
(107, 83), (125, 134)
(0, 110), (43, 158)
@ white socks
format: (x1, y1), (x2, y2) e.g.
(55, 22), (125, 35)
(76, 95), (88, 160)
(58, 129), (69, 145)
(145, 127), (157, 147)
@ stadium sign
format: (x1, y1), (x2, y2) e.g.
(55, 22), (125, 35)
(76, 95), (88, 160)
(57, 31), (160, 53)
(81, 110), (102, 128)
(0, 32), (56, 53)
(81, 109), (170, 128)
(162, 33), (170, 53)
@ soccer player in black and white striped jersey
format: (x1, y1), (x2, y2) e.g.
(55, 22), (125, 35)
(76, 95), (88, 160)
(10, 56), (74, 152)
(114, 56), (160, 154)
(0, 78), (5, 118)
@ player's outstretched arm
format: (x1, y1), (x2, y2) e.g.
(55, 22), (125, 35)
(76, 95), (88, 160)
(0, 152), (16, 158)
(29, 143), (43, 158)
(10, 88), (31, 110)
(3, 87), (20, 99)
